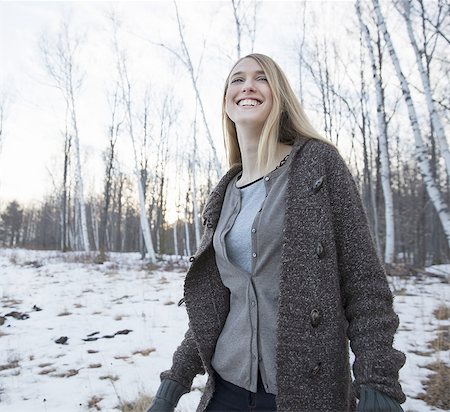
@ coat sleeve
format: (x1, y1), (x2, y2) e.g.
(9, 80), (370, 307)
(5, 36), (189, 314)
(160, 325), (205, 391)
(325, 147), (406, 404)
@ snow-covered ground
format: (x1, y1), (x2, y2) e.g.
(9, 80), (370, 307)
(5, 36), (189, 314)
(0, 249), (448, 412)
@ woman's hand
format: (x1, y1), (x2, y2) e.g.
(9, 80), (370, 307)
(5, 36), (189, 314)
(146, 379), (188, 412)
(357, 386), (404, 412)
(147, 396), (176, 412)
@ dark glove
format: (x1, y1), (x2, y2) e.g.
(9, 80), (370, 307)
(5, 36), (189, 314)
(147, 378), (189, 412)
(357, 386), (404, 412)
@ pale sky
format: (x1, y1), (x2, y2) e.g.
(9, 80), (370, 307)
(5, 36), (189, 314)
(0, 0), (381, 214)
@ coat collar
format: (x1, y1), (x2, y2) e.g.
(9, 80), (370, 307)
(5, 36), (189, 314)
(202, 136), (311, 228)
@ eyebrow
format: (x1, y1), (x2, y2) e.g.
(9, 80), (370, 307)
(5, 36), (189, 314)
(230, 70), (266, 78)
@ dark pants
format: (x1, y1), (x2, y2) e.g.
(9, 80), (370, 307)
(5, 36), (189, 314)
(206, 371), (277, 411)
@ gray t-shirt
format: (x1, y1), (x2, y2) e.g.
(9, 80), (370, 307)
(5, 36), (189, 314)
(211, 149), (294, 395)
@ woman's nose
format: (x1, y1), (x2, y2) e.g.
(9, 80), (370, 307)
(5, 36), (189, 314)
(242, 79), (255, 92)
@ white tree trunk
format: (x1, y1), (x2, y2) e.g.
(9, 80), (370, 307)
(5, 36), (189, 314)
(399, 0), (450, 179)
(135, 166), (156, 262)
(173, 219), (178, 258)
(71, 105), (90, 252)
(372, 0), (450, 246)
(357, 2), (395, 263)
(184, 213), (191, 258)
(112, 17), (157, 263)
(173, 3), (222, 179)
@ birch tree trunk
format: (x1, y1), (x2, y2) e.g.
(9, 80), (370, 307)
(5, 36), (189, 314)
(397, 0), (450, 179)
(99, 87), (121, 260)
(372, 0), (450, 246)
(184, 196), (192, 258)
(111, 16), (156, 262)
(0, 93), (6, 160)
(231, 0), (242, 59)
(357, 1), (395, 263)
(61, 112), (71, 252)
(40, 22), (90, 251)
(164, 3), (222, 178)
(70, 91), (90, 252)
(191, 157), (201, 249)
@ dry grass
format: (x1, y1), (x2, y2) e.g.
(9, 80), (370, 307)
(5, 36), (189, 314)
(57, 310), (72, 317)
(88, 395), (104, 410)
(433, 304), (450, 320)
(163, 300), (175, 306)
(0, 331), (9, 338)
(88, 363), (102, 369)
(132, 348), (156, 357)
(115, 314), (126, 321)
(53, 368), (79, 378)
(119, 393), (153, 412)
(0, 358), (20, 371)
(38, 368), (57, 375)
(74, 303), (85, 308)
(1, 298), (22, 307)
(112, 295), (131, 302)
(87, 349), (99, 354)
(99, 374), (119, 381)
(417, 361), (450, 409)
(429, 327), (450, 351)
(114, 355), (130, 361)
(38, 362), (53, 368)
(61, 252), (98, 264)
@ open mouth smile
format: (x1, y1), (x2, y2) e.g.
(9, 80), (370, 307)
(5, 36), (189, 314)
(237, 98), (262, 107)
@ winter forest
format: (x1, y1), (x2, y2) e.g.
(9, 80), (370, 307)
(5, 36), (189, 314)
(0, 1), (449, 411)
(0, 0), (447, 266)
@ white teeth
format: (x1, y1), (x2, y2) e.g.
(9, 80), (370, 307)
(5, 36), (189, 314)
(238, 99), (261, 106)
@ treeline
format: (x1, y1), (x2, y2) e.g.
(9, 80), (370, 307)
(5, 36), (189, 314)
(0, 186), (208, 259)
(1, 160), (448, 266)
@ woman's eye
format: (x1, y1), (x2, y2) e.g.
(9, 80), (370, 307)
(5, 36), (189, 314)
(258, 77), (268, 81)
(231, 78), (243, 83)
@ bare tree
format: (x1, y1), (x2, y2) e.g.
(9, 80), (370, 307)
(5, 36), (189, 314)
(357, 0), (395, 263)
(0, 92), (6, 159)
(371, 0), (450, 247)
(98, 85), (123, 260)
(395, 0), (450, 178)
(60, 107), (72, 252)
(110, 13), (156, 262)
(150, 1), (222, 178)
(230, 0), (259, 58)
(40, 20), (90, 252)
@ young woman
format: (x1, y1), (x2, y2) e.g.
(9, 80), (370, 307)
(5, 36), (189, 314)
(148, 54), (406, 412)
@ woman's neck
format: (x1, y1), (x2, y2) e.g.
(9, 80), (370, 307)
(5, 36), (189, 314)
(236, 128), (293, 187)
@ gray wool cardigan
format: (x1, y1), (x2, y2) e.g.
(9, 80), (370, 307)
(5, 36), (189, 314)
(161, 137), (406, 412)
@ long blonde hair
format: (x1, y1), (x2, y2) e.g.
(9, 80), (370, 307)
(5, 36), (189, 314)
(222, 53), (330, 171)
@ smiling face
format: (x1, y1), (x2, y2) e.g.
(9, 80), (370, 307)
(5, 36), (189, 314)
(225, 57), (273, 131)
